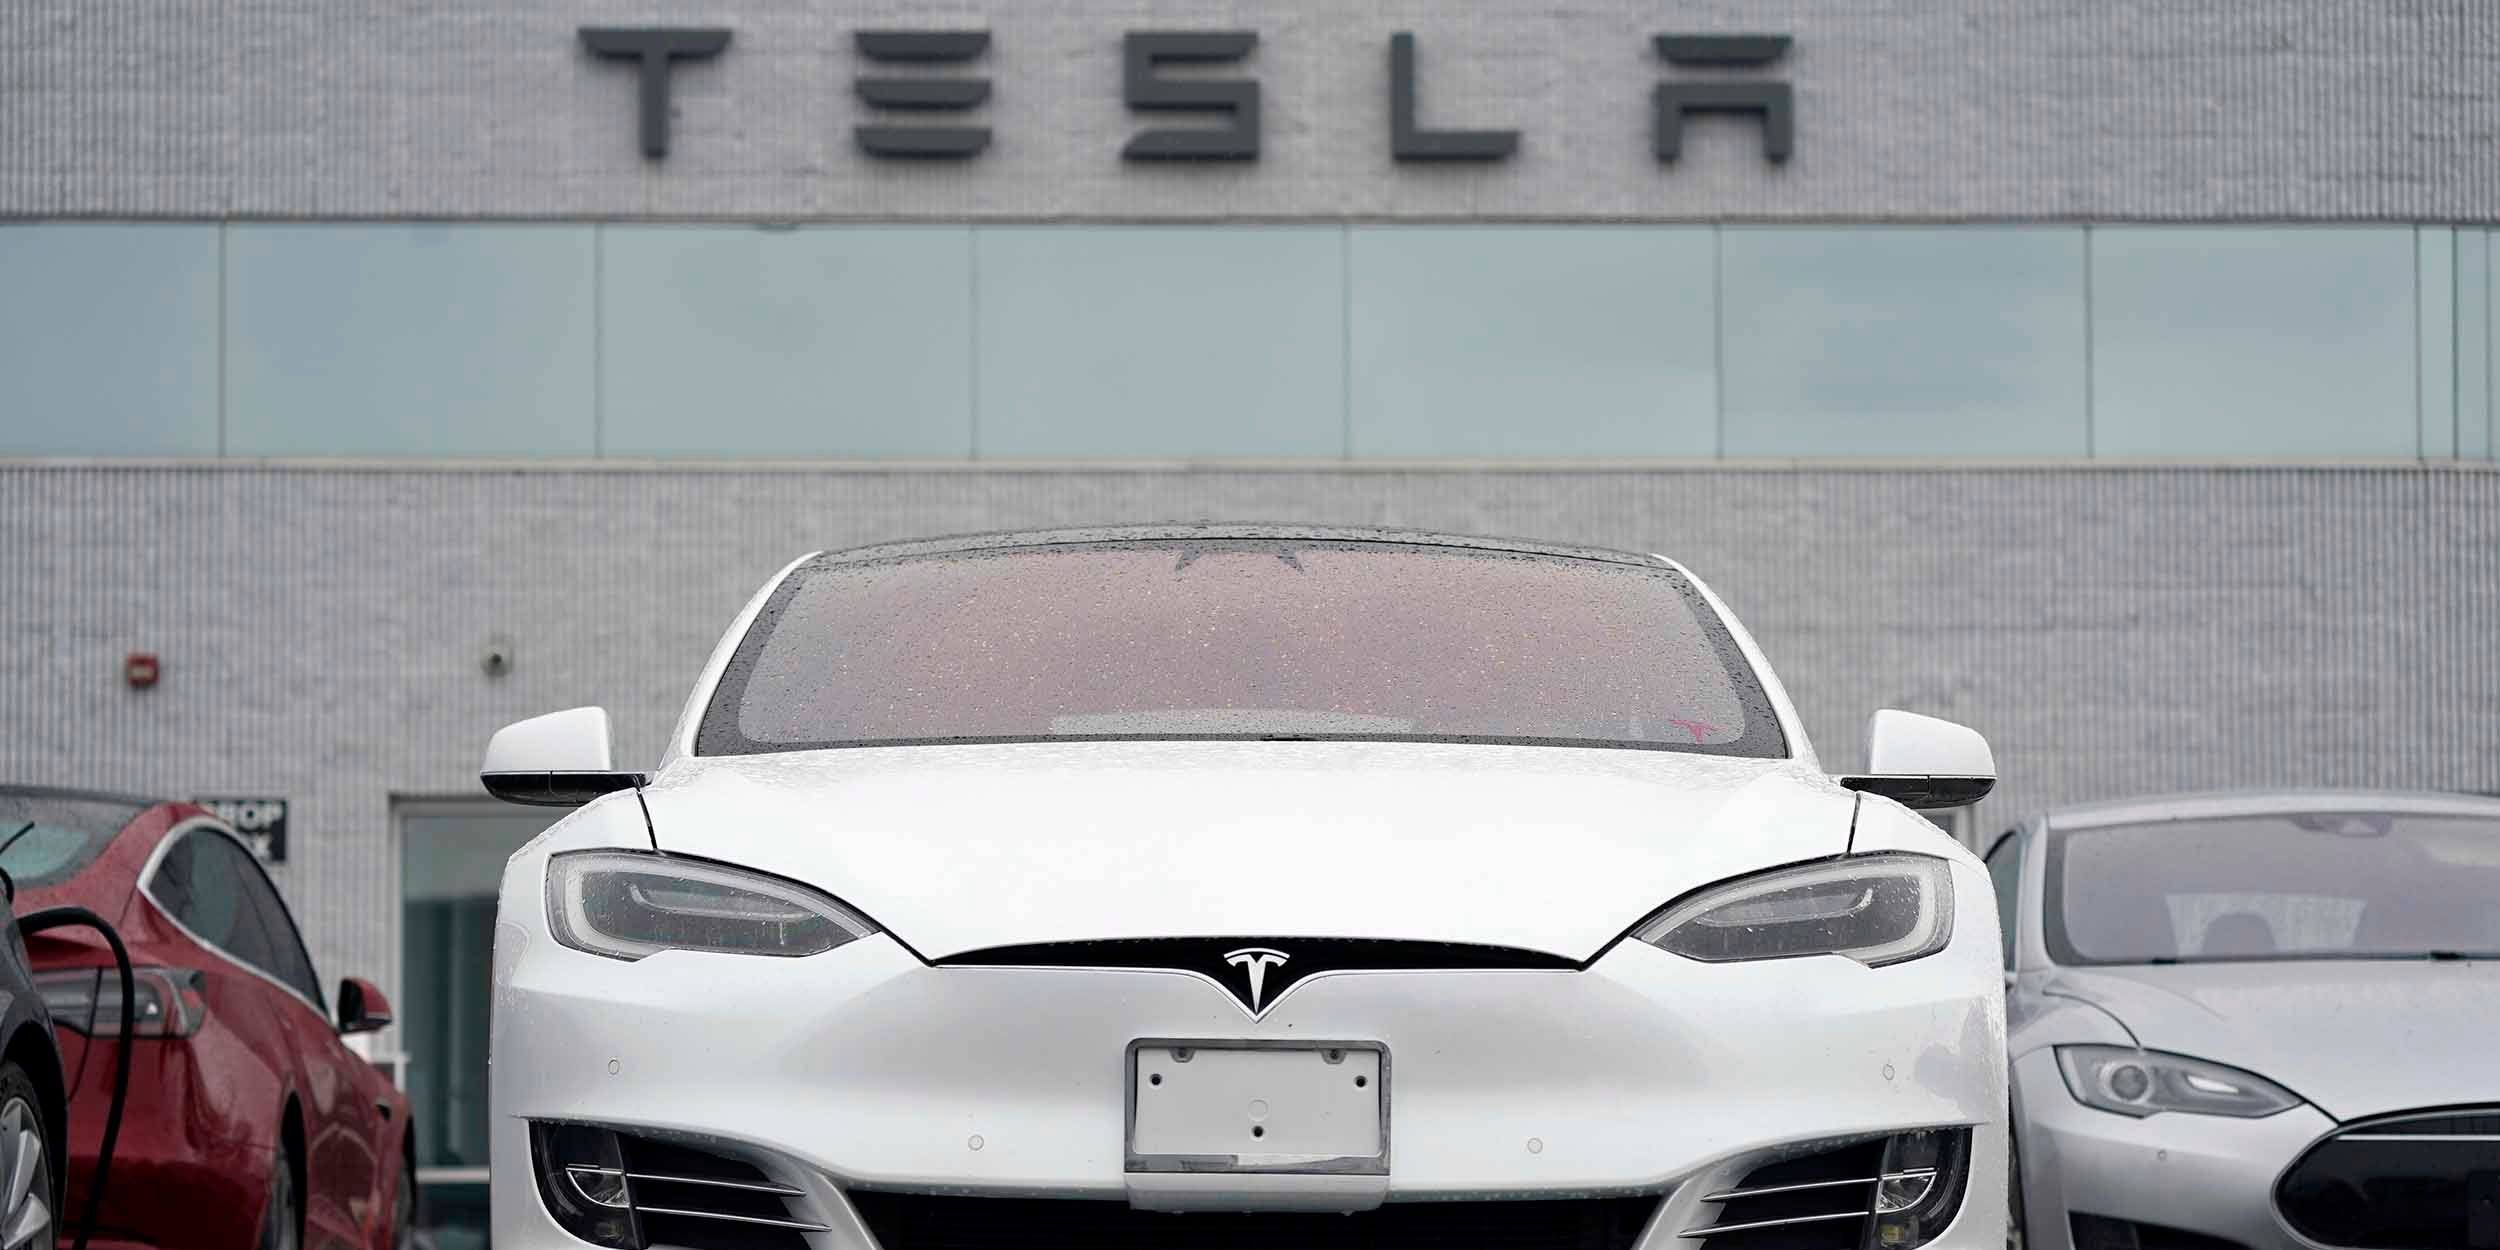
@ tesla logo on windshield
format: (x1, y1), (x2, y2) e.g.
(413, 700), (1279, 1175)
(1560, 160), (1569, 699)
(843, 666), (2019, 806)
(1223, 947), (1290, 1013)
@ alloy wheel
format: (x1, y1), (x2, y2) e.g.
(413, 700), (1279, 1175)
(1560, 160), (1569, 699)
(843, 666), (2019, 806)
(0, 1097), (53, 1250)
(395, 1164), (417, 1250)
(264, 1155), (298, 1250)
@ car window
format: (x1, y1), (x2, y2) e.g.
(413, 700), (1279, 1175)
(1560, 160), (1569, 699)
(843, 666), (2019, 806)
(0, 792), (145, 889)
(151, 832), (259, 962)
(1983, 830), (2021, 969)
(147, 833), (197, 919)
(228, 842), (326, 1010)
(2047, 812), (2500, 964)
(196, 832), (325, 1009)
(150, 830), (324, 1008)
(701, 539), (1787, 759)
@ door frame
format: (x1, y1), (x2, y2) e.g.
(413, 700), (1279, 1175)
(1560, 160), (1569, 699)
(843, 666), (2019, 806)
(390, 794), (528, 1190)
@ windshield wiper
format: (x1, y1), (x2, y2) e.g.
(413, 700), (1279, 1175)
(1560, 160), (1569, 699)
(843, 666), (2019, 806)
(1171, 546), (1306, 575)
(0, 822), (33, 861)
(2138, 951), (2489, 966)
(2325, 950), (2484, 962)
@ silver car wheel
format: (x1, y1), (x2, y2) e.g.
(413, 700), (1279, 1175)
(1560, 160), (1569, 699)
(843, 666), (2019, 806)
(0, 1097), (53, 1250)
(264, 1155), (299, 1250)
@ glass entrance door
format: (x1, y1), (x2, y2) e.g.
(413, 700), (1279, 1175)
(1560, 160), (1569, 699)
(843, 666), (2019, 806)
(399, 801), (560, 1249)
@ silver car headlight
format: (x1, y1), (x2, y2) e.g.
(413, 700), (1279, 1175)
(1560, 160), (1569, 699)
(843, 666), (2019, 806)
(545, 851), (878, 961)
(1635, 853), (1954, 967)
(2056, 1045), (2301, 1118)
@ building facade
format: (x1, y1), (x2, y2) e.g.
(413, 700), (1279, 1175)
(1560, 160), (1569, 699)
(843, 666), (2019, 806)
(4, 0), (2498, 1209)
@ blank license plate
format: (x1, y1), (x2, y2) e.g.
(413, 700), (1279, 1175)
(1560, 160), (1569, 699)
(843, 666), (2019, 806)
(1127, 1042), (1387, 1173)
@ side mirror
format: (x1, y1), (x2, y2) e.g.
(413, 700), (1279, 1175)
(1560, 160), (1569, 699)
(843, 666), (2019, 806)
(338, 976), (394, 1035)
(1839, 709), (1996, 810)
(481, 707), (647, 807)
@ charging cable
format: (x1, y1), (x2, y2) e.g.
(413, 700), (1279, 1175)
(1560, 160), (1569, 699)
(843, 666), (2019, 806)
(15, 907), (134, 1250)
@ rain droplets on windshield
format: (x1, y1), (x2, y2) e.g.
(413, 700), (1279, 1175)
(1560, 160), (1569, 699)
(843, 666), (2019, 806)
(697, 539), (1785, 757)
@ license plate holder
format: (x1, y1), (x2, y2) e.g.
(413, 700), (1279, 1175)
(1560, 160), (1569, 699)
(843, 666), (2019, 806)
(1125, 1039), (1388, 1175)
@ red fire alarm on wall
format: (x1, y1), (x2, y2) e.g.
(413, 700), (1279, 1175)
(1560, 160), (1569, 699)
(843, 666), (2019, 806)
(124, 652), (160, 689)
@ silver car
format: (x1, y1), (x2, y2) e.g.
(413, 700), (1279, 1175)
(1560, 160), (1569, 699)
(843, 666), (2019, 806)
(1994, 790), (2500, 1250)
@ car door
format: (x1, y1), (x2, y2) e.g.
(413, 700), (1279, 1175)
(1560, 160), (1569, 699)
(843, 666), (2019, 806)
(244, 851), (389, 1249)
(188, 829), (382, 1250)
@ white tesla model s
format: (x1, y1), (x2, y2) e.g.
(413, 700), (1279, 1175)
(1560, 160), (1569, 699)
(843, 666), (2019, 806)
(480, 525), (2009, 1250)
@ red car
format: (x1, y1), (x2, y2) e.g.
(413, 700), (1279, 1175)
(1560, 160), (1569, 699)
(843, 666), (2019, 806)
(0, 786), (413, 1250)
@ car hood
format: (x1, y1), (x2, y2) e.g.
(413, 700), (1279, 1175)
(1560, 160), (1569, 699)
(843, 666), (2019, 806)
(2041, 961), (2500, 1119)
(637, 740), (1855, 962)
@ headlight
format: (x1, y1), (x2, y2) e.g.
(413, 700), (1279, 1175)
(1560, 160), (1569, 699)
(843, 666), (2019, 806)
(545, 851), (878, 961)
(2055, 1045), (2301, 1118)
(1635, 853), (1954, 967)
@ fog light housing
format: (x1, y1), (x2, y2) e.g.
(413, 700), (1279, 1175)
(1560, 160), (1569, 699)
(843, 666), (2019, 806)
(531, 1122), (642, 1249)
(1867, 1128), (1970, 1248)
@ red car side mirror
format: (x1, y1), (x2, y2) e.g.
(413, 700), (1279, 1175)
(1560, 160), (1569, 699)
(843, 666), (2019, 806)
(337, 977), (393, 1035)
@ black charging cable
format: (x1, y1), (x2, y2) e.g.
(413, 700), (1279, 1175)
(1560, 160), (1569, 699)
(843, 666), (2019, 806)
(14, 906), (134, 1250)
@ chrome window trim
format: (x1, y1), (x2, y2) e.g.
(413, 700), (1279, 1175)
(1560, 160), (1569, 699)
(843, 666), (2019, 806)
(136, 821), (331, 1022)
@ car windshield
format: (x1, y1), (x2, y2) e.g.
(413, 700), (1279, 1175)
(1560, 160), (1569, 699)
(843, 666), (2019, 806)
(2047, 811), (2500, 964)
(0, 792), (144, 890)
(698, 538), (1785, 757)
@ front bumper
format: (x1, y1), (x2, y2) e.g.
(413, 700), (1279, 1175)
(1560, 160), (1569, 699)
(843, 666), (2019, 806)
(2012, 1046), (2332, 1250)
(490, 874), (2008, 1250)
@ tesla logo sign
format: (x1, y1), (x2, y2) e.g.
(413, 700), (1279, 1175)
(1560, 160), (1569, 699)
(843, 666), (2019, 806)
(1223, 947), (1290, 1013)
(578, 26), (1794, 163)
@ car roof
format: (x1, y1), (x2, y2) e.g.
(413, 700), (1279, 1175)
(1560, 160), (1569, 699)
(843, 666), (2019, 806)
(0, 783), (166, 810)
(803, 524), (1663, 570)
(2038, 788), (2500, 832)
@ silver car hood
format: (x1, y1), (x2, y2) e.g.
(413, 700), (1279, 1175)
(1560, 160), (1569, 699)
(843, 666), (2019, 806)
(637, 740), (1855, 961)
(2043, 961), (2500, 1120)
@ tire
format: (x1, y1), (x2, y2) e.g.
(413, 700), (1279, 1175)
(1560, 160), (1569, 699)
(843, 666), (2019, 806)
(2007, 1119), (2028, 1250)
(0, 1062), (55, 1250)
(259, 1140), (300, 1250)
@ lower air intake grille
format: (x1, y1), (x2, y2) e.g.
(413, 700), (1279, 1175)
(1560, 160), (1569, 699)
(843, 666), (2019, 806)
(845, 1192), (1659, 1250)
(1684, 1140), (1882, 1250)
(1680, 1129), (1970, 1250)
(2276, 1106), (2500, 1249)
(625, 1137), (821, 1250)
(531, 1122), (827, 1250)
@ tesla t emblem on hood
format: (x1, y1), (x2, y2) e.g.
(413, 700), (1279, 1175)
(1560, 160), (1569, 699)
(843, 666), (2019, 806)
(941, 937), (1579, 1019)
(1222, 947), (1289, 1012)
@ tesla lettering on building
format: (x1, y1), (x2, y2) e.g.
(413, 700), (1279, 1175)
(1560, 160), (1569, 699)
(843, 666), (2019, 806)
(577, 26), (1796, 163)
